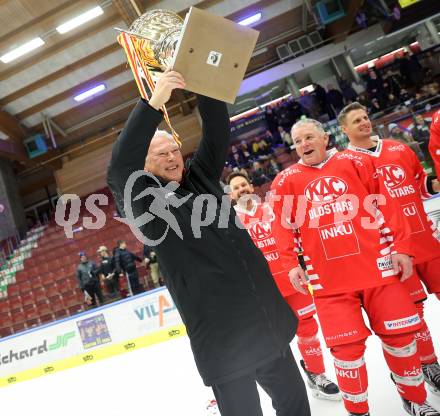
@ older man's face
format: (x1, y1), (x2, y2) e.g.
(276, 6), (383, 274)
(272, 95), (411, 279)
(291, 124), (328, 166)
(145, 133), (184, 182)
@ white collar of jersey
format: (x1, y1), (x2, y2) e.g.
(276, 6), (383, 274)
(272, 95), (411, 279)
(234, 197), (258, 216)
(299, 147), (338, 169)
(347, 136), (382, 157)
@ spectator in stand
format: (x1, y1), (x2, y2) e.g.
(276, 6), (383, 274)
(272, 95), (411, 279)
(278, 126), (293, 148)
(399, 52), (424, 88)
(366, 70), (386, 105)
(250, 161), (271, 186)
(338, 75), (358, 103)
(399, 88), (411, 103)
(277, 100), (294, 130)
(76, 252), (103, 308)
(298, 90), (320, 118)
(370, 98), (383, 114)
(264, 130), (278, 147)
(114, 240), (143, 296)
(256, 136), (270, 157)
(388, 123), (425, 161)
(382, 70), (402, 97)
(264, 106), (279, 135)
(312, 82), (333, 119)
(351, 78), (366, 97)
(229, 144), (245, 168)
(96, 246), (118, 298)
(357, 93), (370, 109)
(239, 140), (252, 161)
(229, 152), (242, 169)
(266, 157), (282, 179)
(411, 114), (432, 161)
(327, 84), (345, 115)
(424, 51), (440, 78)
(289, 99), (308, 122)
(387, 93), (400, 108)
(143, 245), (162, 288)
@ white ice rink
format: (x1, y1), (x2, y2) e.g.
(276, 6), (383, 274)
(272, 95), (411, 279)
(3, 296), (440, 416)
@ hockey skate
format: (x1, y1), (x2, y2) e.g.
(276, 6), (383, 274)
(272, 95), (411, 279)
(206, 399), (220, 415)
(300, 359), (341, 401)
(401, 398), (440, 416)
(422, 362), (440, 396)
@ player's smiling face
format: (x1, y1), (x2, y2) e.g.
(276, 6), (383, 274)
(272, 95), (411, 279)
(292, 124), (329, 166)
(342, 109), (372, 141)
(229, 175), (254, 202)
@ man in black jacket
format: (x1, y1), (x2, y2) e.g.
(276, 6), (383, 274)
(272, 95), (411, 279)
(97, 246), (118, 298)
(107, 70), (309, 416)
(113, 240), (143, 295)
(76, 252), (103, 307)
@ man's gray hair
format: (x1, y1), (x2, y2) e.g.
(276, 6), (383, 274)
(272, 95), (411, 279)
(290, 118), (325, 137)
(153, 129), (174, 141)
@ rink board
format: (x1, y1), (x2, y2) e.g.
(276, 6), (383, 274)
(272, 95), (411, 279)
(0, 287), (185, 386)
(1, 195), (439, 389)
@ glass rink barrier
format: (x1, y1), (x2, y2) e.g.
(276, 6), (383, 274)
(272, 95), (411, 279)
(0, 194), (439, 416)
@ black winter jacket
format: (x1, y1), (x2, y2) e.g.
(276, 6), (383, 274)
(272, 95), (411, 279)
(76, 261), (99, 289)
(114, 248), (141, 274)
(107, 96), (297, 386)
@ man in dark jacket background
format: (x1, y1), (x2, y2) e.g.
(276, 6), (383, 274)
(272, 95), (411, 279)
(113, 240), (143, 295)
(97, 246), (118, 298)
(107, 69), (309, 415)
(76, 252), (103, 307)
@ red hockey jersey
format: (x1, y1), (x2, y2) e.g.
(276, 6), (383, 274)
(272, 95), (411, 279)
(430, 109), (440, 177)
(347, 138), (440, 264)
(234, 200), (296, 297)
(271, 148), (412, 297)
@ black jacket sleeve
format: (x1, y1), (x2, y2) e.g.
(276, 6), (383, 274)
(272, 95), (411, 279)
(114, 250), (123, 274)
(132, 252), (142, 262)
(107, 99), (164, 217)
(76, 266), (84, 289)
(191, 95), (231, 181)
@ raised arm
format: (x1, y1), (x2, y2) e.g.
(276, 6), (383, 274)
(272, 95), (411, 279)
(192, 95), (231, 180)
(107, 70), (185, 216)
(107, 100), (163, 216)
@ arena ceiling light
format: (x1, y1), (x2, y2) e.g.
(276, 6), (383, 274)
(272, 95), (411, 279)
(74, 84), (106, 102)
(0, 37), (45, 63)
(238, 12), (262, 26)
(56, 6), (104, 34)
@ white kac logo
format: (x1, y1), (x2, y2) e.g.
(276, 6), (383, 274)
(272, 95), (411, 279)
(249, 221), (272, 240)
(304, 176), (348, 203)
(377, 165), (406, 188)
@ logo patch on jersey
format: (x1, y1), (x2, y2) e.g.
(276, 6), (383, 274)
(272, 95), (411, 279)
(304, 176), (348, 203)
(318, 220), (360, 260)
(248, 221), (272, 240)
(376, 254), (393, 271)
(377, 165), (406, 188)
(387, 144), (405, 152)
(401, 202), (425, 234)
(384, 314), (421, 330)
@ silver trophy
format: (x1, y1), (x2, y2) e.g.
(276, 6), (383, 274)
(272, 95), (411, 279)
(117, 9), (183, 72)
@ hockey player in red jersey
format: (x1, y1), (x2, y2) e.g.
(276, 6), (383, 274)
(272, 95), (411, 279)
(271, 118), (440, 416)
(227, 171), (340, 401)
(338, 102), (440, 397)
(429, 109), (440, 177)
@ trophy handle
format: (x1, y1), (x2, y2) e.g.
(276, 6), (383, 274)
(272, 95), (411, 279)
(114, 27), (155, 42)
